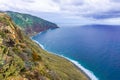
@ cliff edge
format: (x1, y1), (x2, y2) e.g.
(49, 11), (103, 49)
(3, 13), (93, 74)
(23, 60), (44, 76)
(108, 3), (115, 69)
(0, 13), (88, 80)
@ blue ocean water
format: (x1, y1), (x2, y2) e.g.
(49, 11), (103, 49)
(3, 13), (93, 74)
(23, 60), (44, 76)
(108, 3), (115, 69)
(32, 25), (120, 80)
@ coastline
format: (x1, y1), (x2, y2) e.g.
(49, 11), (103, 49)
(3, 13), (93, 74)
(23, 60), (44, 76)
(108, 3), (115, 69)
(32, 39), (99, 80)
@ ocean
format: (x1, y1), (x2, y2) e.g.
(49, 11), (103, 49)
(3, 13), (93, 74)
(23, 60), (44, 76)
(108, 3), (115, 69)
(32, 25), (120, 80)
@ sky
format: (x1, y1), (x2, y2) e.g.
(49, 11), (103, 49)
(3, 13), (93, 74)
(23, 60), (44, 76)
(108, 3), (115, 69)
(0, 0), (120, 27)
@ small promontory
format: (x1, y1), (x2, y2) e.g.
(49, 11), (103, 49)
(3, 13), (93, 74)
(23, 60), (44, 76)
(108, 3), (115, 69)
(6, 11), (59, 36)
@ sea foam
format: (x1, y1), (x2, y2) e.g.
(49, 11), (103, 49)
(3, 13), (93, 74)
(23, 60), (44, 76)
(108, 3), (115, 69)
(32, 39), (99, 80)
(32, 39), (45, 50)
(61, 56), (99, 80)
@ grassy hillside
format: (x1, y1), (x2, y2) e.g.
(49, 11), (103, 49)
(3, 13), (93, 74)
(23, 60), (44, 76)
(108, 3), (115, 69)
(6, 11), (58, 36)
(0, 12), (88, 80)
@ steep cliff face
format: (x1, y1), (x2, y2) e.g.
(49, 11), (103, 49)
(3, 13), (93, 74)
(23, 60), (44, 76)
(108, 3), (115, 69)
(0, 12), (47, 80)
(0, 13), (88, 80)
(6, 11), (59, 36)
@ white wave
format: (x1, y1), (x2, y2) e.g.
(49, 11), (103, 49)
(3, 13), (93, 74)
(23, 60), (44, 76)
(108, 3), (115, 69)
(32, 39), (45, 49)
(61, 56), (99, 80)
(31, 39), (99, 80)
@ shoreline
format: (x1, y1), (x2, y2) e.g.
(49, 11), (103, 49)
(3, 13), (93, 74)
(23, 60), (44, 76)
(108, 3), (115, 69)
(32, 39), (99, 80)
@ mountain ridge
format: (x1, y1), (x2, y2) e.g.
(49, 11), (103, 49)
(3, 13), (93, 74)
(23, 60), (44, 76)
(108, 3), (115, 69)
(6, 11), (59, 36)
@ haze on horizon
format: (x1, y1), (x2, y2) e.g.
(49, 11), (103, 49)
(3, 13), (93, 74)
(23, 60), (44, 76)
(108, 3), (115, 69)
(0, 0), (120, 27)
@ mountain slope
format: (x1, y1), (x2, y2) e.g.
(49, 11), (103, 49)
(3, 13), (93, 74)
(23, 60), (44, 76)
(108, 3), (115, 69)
(0, 12), (88, 80)
(6, 11), (58, 36)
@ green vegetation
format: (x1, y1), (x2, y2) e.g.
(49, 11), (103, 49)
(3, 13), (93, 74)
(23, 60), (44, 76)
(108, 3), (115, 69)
(0, 12), (88, 80)
(6, 11), (58, 36)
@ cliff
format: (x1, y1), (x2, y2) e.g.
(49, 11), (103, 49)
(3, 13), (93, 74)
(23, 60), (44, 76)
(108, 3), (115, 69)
(6, 11), (59, 36)
(0, 12), (88, 80)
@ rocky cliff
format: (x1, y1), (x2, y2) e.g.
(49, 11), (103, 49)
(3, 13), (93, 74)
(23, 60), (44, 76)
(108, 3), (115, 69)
(0, 12), (88, 80)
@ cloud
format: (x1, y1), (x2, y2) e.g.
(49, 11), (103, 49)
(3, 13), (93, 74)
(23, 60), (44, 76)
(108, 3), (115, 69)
(1, 0), (120, 14)
(0, 0), (60, 12)
(0, 0), (120, 26)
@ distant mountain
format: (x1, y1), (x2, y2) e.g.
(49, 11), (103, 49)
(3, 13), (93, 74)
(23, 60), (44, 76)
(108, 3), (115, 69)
(6, 11), (59, 36)
(0, 12), (87, 80)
